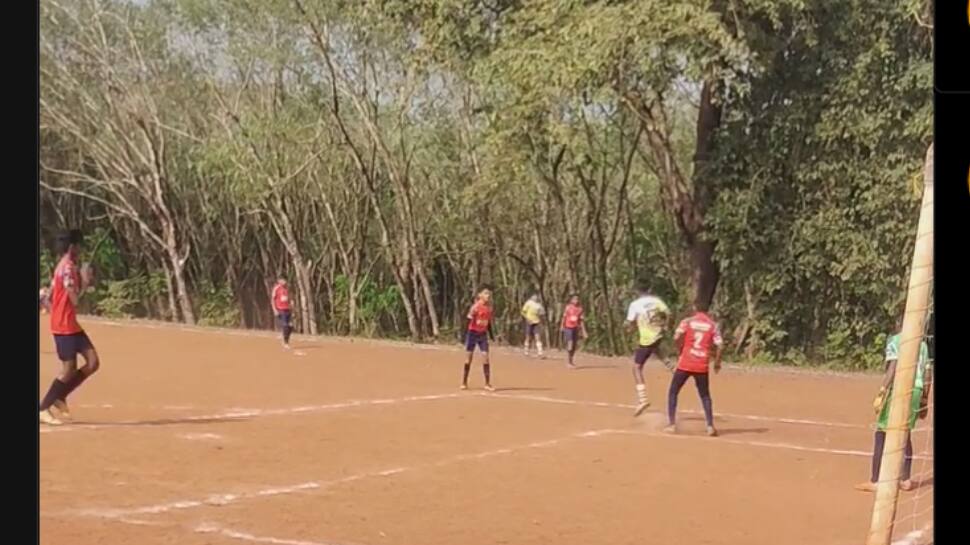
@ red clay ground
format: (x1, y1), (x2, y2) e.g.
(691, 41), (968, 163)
(39, 318), (934, 545)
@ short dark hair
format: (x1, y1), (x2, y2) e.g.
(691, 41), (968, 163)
(636, 279), (651, 294)
(695, 300), (711, 313)
(54, 229), (83, 256)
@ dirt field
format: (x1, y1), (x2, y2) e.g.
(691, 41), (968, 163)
(39, 318), (934, 545)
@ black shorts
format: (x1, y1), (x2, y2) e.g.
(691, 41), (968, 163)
(524, 322), (541, 338)
(54, 332), (93, 362)
(277, 310), (292, 329)
(562, 328), (580, 344)
(633, 341), (661, 365)
(465, 331), (489, 352)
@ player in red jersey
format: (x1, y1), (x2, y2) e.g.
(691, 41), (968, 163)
(666, 302), (723, 436)
(461, 288), (495, 391)
(560, 294), (587, 368)
(39, 230), (100, 426)
(271, 276), (293, 350)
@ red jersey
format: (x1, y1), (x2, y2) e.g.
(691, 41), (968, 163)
(50, 255), (83, 335)
(272, 283), (291, 312)
(467, 301), (493, 333)
(674, 312), (723, 373)
(561, 304), (583, 329)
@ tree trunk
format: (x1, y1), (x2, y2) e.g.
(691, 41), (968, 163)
(688, 79), (723, 310)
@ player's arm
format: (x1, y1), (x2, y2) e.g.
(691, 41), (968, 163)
(673, 319), (687, 351)
(487, 320), (495, 341)
(624, 304), (637, 333)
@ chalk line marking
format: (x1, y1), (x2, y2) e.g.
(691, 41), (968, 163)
(69, 423), (923, 524)
(83, 316), (883, 379)
(72, 427), (621, 520)
(890, 523), (933, 545)
(179, 432), (223, 441)
(483, 391), (873, 430)
(39, 392), (464, 434)
(196, 523), (356, 545)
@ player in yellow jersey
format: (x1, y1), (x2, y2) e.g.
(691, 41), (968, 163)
(625, 282), (671, 417)
(521, 294), (546, 358)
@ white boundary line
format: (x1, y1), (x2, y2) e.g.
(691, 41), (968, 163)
(483, 391), (872, 430)
(69, 427), (621, 520)
(76, 316), (883, 380)
(67, 424), (931, 524)
(890, 524), (933, 545)
(39, 393), (464, 434)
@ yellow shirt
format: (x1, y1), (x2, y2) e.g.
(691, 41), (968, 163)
(521, 300), (544, 324)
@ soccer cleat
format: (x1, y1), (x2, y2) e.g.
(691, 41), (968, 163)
(459, 384), (469, 391)
(663, 425), (676, 434)
(633, 401), (650, 417)
(854, 482), (877, 493)
(706, 426), (719, 437)
(899, 480), (914, 491)
(484, 384), (495, 392)
(52, 400), (72, 421)
(39, 409), (63, 426)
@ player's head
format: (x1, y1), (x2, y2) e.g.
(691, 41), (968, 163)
(478, 287), (492, 303)
(569, 293), (580, 305)
(636, 279), (652, 295)
(54, 229), (83, 259)
(529, 294), (539, 303)
(277, 276), (287, 286)
(695, 300), (710, 313)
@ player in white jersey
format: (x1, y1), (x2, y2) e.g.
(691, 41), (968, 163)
(625, 282), (671, 417)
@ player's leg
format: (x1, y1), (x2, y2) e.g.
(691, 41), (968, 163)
(564, 329), (576, 367)
(694, 372), (716, 436)
(40, 336), (80, 425)
(56, 334), (100, 419)
(481, 336), (493, 391)
(535, 325), (544, 358)
(900, 432), (914, 490)
(523, 323), (531, 356)
(665, 369), (689, 432)
(461, 333), (475, 389)
(632, 345), (652, 416)
(856, 430), (886, 491)
(279, 311), (293, 349)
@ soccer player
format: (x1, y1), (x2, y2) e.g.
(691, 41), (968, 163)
(666, 302), (723, 437)
(560, 294), (587, 368)
(521, 294), (545, 358)
(39, 230), (100, 426)
(271, 276), (293, 350)
(855, 322), (932, 493)
(625, 282), (671, 416)
(462, 288), (495, 391)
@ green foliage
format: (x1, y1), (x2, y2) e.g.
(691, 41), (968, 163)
(39, 0), (933, 368)
(196, 281), (242, 327)
(95, 273), (168, 319)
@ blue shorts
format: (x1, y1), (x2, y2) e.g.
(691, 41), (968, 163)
(524, 322), (540, 338)
(54, 332), (93, 362)
(277, 310), (292, 329)
(465, 331), (489, 353)
(562, 328), (580, 344)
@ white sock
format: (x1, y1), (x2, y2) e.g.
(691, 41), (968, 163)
(636, 384), (648, 403)
(536, 340), (543, 354)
